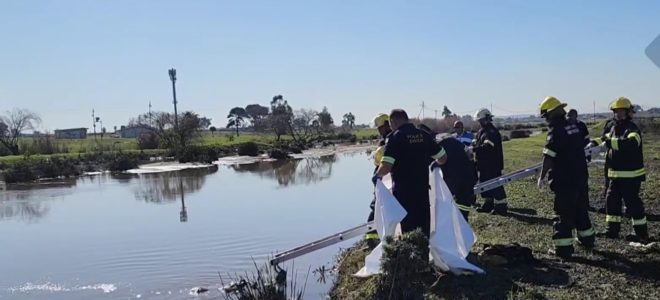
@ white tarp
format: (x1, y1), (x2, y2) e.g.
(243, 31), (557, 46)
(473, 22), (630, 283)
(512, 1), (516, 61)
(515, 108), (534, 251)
(356, 170), (483, 277)
(429, 168), (484, 275)
(354, 177), (406, 277)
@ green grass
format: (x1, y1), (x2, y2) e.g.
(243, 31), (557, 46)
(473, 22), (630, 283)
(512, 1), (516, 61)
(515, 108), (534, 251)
(331, 132), (660, 300)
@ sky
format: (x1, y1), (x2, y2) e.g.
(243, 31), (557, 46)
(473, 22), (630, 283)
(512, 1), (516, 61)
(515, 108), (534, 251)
(1, 0), (659, 131)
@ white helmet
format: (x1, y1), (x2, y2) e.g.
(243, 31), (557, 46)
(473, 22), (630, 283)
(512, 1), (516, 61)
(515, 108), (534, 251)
(474, 108), (492, 121)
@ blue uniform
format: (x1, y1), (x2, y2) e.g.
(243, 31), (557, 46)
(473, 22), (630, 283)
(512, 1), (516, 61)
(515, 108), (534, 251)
(455, 131), (474, 146)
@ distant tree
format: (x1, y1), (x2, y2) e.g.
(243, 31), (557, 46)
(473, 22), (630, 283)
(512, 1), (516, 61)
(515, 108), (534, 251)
(226, 107), (248, 136)
(442, 106), (453, 118)
(342, 112), (356, 129)
(113, 126), (118, 133)
(245, 104), (269, 131)
(0, 108), (41, 155)
(317, 107), (334, 131)
(199, 117), (212, 130)
(130, 111), (206, 149)
(289, 109), (320, 144)
(209, 126), (217, 135)
(268, 95), (293, 141)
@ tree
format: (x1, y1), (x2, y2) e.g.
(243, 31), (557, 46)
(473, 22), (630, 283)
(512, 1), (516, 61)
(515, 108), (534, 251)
(442, 106), (453, 118)
(268, 95), (293, 141)
(0, 108), (41, 155)
(226, 107), (248, 136)
(209, 126), (217, 135)
(289, 109), (320, 144)
(199, 117), (212, 130)
(245, 104), (269, 131)
(130, 111), (206, 149)
(342, 112), (356, 129)
(317, 107), (334, 131)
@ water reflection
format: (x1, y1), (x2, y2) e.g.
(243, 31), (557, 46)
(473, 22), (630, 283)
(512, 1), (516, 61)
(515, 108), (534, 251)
(0, 200), (50, 222)
(0, 179), (77, 222)
(229, 155), (337, 186)
(118, 166), (219, 204)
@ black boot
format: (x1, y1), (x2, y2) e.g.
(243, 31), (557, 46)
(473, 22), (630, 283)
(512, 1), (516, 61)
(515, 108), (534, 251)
(492, 203), (508, 215)
(460, 210), (470, 222)
(626, 224), (650, 243)
(599, 222), (620, 239)
(477, 199), (494, 213)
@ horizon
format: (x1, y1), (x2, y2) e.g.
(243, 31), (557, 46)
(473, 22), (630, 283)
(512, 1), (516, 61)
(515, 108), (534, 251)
(1, 1), (659, 131)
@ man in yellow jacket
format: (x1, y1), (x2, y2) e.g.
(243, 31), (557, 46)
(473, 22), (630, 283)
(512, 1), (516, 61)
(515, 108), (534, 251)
(365, 113), (392, 245)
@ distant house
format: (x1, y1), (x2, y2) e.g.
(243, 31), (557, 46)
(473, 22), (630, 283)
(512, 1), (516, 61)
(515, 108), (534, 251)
(117, 125), (154, 138)
(54, 128), (88, 139)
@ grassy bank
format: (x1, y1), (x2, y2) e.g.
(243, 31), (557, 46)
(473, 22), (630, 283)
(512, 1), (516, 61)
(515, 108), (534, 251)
(331, 132), (660, 299)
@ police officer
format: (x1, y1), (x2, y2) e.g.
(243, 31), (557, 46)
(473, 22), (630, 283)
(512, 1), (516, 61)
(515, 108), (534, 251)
(373, 109), (447, 238)
(594, 97), (648, 242)
(537, 97), (595, 258)
(472, 108), (507, 214)
(453, 120), (474, 146)
(365, 113), (392, 245)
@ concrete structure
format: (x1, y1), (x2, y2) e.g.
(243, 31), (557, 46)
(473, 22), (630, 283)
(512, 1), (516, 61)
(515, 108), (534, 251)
(117, 125), (153, 138)
(54, 128), (88, 139)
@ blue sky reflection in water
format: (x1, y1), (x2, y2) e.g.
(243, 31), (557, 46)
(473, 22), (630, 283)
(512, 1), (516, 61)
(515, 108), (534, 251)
(0, 151), (372, 299)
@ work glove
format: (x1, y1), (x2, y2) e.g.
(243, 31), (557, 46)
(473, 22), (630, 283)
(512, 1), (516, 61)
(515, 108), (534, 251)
(430, 161), (441, 171)
(537, 176), (547, 189)
(372, 174), (382, 186)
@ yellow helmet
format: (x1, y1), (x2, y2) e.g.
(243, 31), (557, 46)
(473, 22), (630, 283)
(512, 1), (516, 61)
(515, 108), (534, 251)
(373, 113), (389, 128)
(539, 96), (567, 117)
(609, 97), (632, 110)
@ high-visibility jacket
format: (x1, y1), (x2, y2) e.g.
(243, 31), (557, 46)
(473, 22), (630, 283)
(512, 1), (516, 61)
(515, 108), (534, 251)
(599, 119), (645, 181)
(473, 123), (504, 172)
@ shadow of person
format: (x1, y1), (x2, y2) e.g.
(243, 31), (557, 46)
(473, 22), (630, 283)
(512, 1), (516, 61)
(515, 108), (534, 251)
(505, 210), (554, 226)
(429, 259), (569, 299)
(507, 207), (538, 215)
(570, 249), (660, 281)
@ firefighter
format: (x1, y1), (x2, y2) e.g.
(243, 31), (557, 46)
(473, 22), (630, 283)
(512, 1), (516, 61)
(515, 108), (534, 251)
(472, 108), (507, 214)
(365, 113), (392, 245)
(453, 120), (474, 146)
(417, 125), (476, 222)
(594, 97), (648, 242)
(568, 109), (593, 212)
(373, 109), (447, 238)
(537, 97), (595, 258)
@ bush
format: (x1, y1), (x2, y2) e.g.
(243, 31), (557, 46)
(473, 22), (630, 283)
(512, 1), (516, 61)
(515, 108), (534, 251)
(2, 160), (37, 183)
(335, 132), (357, 143)
(502, 135), (511, 142)
(106, 155), (139, 172)
(374, 229), (430, 300)
(510, 130), (531, 139)
(137, 131), (160, 150)
(238, 142), (259, 156)
(178, 146), (219, 163)
(268, 149), (290, 159)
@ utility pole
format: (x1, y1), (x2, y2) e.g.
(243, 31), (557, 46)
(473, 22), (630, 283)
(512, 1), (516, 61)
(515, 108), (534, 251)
(434, 109), (438, 120)
(169, 68), (179, 130)
(92, 109), (97, 142)
(149, 100), (153, 127)
(593, 100), (596, 124)
(421, 101), (425, 119)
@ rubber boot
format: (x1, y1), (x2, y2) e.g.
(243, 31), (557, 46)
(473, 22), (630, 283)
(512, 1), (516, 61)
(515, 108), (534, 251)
(550, 245), (574, 259)
(599, 222), (620, 239)
(626, 224), (650, 243)
(577, 235), (595, 249)
(492, 203), (508, 215)
(477, 199), (494, 213)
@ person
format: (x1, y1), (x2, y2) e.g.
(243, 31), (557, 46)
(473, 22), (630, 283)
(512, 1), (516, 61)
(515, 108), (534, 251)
(567, 109), (594, 212)
(472, 108), (507, 214)
(593, 97), (648, 242)
(537, 96), (595, 258)
(453, 120), (474, 146)
(373, 109), (447, 238)
(594, 118), (616, 212)
(436, 136), (477, 222)
(365, 113), (392, 245)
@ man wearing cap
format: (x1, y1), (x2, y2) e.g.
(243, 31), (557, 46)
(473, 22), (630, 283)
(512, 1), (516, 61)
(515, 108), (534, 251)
(365, 113), (392, 245)
(538, 96), (595, 258)
(373, 109), (447, 238)
(453, 120), (474, 146)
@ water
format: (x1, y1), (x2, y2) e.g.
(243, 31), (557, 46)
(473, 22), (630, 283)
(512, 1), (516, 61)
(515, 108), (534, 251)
(0, 151), (374, 299)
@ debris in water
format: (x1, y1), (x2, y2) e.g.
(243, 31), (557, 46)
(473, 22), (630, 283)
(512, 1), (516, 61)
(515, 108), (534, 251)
(190, 287), (209, 295)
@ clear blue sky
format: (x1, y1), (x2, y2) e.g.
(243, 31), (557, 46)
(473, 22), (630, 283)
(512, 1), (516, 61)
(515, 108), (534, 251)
(1, 0), (659, 131)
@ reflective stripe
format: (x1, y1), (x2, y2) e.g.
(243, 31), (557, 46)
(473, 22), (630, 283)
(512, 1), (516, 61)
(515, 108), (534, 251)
(456, 204), (473, 212)
(432, 148), (446, 159)
(553, 238), (574, 247)
(631, 217), (647, 226)
(494, 199), (507, 205)
(484, 140), (495, 147)
(381, 156), (395, 164)
(543, 148), (557, 157)
(608, 168), (645, 178)
(606, 215), (622, 223)
(627, 132), (641, 146)
(611, 138), (619, 150)
(605, 133), (612, 139)
(365, 233), (379, 240)
(577, 227), (595, 237)
(594, 138), (603, 144)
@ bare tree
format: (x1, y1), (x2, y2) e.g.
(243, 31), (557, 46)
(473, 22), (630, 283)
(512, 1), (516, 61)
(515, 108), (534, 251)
(0, 108), (41, 155)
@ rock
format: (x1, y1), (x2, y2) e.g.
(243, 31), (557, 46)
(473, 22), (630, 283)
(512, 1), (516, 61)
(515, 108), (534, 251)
(190, 287), (209, 294)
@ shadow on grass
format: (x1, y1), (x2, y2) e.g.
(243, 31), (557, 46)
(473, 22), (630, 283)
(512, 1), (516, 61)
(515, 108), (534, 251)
(508, 207), (538, 215)
(428, 260), (569, 299)
(571, 249), (660, 282)
(505, 211), (554, 226)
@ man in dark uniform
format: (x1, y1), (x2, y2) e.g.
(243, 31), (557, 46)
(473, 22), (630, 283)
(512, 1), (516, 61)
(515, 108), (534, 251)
(538, 97), (595, 259)
(472, 108), (507, 215)
(373, 109), (447, 238)
(417, 125), (476, 222)
(568, 109), (594, 212)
